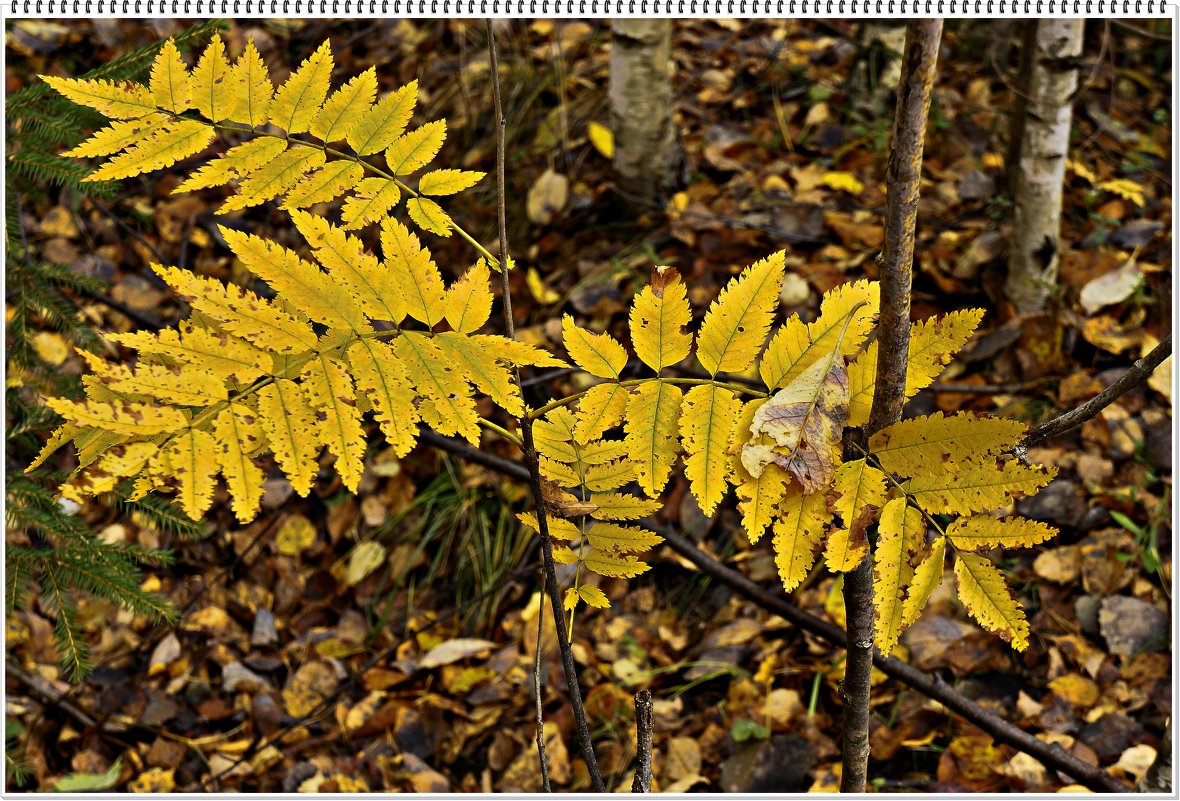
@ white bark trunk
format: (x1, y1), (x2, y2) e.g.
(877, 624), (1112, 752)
(609, 19), (679, 206)
(853, 22), (907, 116)
(1005, 19), (1084, 314)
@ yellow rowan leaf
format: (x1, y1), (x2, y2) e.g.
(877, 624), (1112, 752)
(381, 217), (446, 327)
(1097, 178), (1145, 207)
(220, 227), (369, 332)
(221, 146), (326, 212)
(577, 585), (610, 608)
(624, 380), (683, 497)
(64, 114), (169, 159)
(588, 492), (662, 521)
(847, 309), (985, 427)
(346, 339), (419, 457)
(955, 552), (1029, 651)
(742, 349), (849, 494)
(574, 382), (629, 444)
(27, 423), (77, 473)
(737, 462), (789, 545)
(213, 403), (265, 523)
(301, 355), (365, 492)
(539, 457), (581, 487)
(586, 522), (664, 553)
(906, 460), (1056, 516)
(681, 384), (741, 515)
(584, 460), (636, 492)
(191, 33), (234, 122)
(824, 526), (869, 573)
(869, 412), (1027, 477)
(228, 38), (273, 126)
(340, 177), (403, 230)
(92, 359), (228, 407)
(832, 458), (887, 544)
(696, 251), (785, 375)
(946, 515), (1057, 551)
(583, 549), (649, 579)
(152, 264), (316, 355)
(174, 137), (288, 194)
(84, 120), (214, 182)
(386, 120), (447, 175)
(760, 279), (879, 390)
(517, 511), (581, 542)
(347, 80), (418, 155)
(578, 440), (630, 465)
(163, 427), (219, 520)
(470, 335), (567, 369)
(310, 67), (377, 143)
(561, 315), (628, 379)
(902, 535), (946, 629)
(563, 587), (579, 611)
(46, 398), (187, 436)
(436, 332), (525, 417)
(874, 497), (924, 655)
(390, 332), (479, 444)
(772, 486), (829, 591)
(281, 161), (365, 209)
(150, 39), (191, 113)
(406, 197), (453, 237)
(75, 429), (130, 470)
(256, 379), (320, 496)
(629, 266), (693, 372)
(419, 169), (485, 196)
(109, 322), (272, 385)
(290, 211), (406, 325)
(443, 260), (493, 334)
(268, 39), (333, 134)
(532, 409), (579, 463)
(62, 441), (158, 502)
(41, 75), (157, 119)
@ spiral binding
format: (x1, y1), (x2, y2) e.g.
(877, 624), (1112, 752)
(6, 0), (1174, 14)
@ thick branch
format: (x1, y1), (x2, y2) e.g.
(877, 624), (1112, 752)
(839, 19), (942, 794)
(631, 689), (654, 792)
(418, 431), (1129, 793)
(1022, 333), (1172, 447)
(486, 22), (604, 793)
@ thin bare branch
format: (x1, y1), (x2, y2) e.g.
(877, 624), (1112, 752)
(486, 20), (605, 793)
(1023, 333), (1172, 447)
(417, 430), (1130, 793)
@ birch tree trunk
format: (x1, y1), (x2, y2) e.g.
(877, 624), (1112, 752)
(1005, 19), (1085, 314)
(852, 22), (907, 117)
(609, 19), (680, 207)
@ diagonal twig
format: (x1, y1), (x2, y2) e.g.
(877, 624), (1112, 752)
(1022, 333), (1172, 448)
(419, 431), (1130, 793)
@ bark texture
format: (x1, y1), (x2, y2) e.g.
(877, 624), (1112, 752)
(610, 19), (680, 207)
(840, 19), (941, 794)
(1005, 19), (1085, 314)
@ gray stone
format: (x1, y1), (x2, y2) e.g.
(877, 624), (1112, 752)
(720, 734), (816, 792)
(1099, 595), (1169, 657)
(251, 608), (279, 647)
(221, 662), (267, 694)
